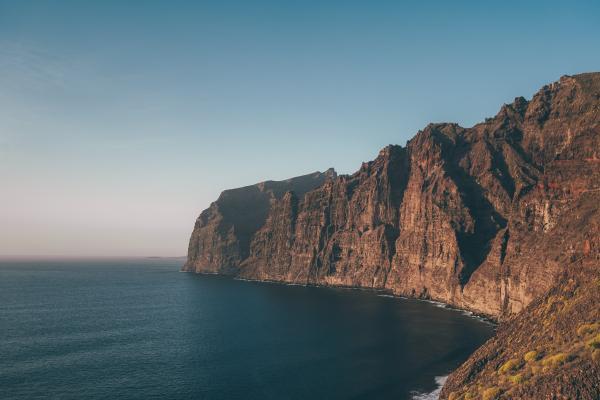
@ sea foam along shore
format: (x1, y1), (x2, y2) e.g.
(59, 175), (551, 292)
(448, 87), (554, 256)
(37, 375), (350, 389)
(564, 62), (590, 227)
(411, 376), (447, 400)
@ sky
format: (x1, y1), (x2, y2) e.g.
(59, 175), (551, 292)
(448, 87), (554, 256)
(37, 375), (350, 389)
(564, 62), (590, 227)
(0, 0), (599, 257)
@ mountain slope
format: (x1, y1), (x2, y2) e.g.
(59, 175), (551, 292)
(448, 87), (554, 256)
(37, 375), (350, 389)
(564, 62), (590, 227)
(440, 189), (599, 399)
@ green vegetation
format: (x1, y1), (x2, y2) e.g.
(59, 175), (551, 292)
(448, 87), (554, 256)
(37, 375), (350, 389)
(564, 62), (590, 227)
(448, 393), (459, 400)
(523, 350), (539, 362)
(577, 322), (599, 336)
(482, 387), (502, 400)
(464, 392), (476, 400)
(498, 358), (521, 374)
(541, 353), (568, 367)
(587, 333), (600, 349)
(508, 373), (525, 384)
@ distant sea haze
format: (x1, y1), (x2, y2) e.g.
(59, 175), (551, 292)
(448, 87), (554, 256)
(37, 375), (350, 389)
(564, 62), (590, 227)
(0, 259), (493, 399)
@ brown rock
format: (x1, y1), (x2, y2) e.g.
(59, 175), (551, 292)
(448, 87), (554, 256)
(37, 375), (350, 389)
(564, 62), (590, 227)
(185, 72), (599, 318)
(184, 72), (600, 397)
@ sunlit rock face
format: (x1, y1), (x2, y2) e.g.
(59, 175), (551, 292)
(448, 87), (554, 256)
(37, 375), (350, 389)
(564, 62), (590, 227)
(184, 72), (600, 320)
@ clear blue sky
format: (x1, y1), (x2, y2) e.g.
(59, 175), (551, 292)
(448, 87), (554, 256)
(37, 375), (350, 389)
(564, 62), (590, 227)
(1, 0), (598, 257)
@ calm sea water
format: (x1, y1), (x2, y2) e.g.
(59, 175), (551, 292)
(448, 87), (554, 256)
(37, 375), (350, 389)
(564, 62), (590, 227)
(0, 259), (493, 400)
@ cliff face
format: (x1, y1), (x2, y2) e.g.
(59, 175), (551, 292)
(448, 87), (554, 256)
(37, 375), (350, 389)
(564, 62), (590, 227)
(441, 198), (600, 399)
(185, 72), (599, 321)
(185, 169), (337, 274)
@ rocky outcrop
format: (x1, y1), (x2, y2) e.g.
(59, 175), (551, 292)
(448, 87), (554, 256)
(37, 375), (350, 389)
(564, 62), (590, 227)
(185, 168), (337, 274)
(440, 192), (600, 399)
(185, 72), (599, 322)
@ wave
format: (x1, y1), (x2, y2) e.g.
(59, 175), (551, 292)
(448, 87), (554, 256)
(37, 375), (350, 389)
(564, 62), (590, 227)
(422, 299), (449, 309)
(411, 375), (447, 400)
(377, 294), (409, 300)
(234, 277), (308, 287)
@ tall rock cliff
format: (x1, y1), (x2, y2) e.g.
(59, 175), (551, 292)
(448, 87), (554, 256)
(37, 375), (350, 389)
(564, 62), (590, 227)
(185, 169), (337, 274)
(184, 73), (599, 322)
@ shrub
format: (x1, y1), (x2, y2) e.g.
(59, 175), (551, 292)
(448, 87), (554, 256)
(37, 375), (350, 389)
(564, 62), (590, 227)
(541, 353), (568, 367)
(482, 387), (502, 400)
(577, 322), (599, 336)
(508, 373), (525, 384)
(592, 349), (600, 363)
(499, 358), (521, 373)
(587, 333), (600, 349)
(523, 350), (539, 362)
(448, 393), (460, 400)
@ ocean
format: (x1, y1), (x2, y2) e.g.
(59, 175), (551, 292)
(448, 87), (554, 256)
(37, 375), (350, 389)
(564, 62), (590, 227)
(0, 259), (493, 399)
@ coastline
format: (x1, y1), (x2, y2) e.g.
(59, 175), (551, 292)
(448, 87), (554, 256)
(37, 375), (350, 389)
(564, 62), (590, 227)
(184, 267), (496, 399)
(411, 376), (448, 400)
(183, 268), (499, 325)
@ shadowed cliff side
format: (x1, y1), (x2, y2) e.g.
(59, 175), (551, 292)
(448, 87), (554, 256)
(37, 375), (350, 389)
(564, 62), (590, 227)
(184, 168), (337, 274)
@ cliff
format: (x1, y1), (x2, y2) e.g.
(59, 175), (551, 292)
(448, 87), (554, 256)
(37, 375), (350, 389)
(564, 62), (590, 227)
(185, 168), (337, 274)
(185, 73), (598, 314)
(184, 73), (600, 398)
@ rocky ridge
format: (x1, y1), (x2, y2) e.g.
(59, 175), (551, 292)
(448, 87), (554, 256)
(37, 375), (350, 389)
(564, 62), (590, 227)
(184, 73), (600, 399)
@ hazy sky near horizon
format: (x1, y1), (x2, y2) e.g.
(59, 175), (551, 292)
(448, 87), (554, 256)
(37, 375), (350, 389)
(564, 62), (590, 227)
(1, 1), (599, 257)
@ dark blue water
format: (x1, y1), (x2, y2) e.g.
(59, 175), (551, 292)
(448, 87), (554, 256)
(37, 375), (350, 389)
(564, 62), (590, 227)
(0, 259), (493, 400)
